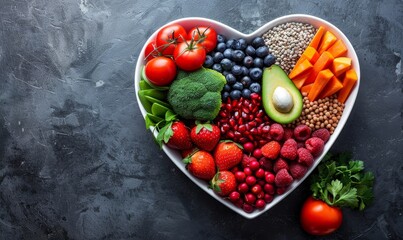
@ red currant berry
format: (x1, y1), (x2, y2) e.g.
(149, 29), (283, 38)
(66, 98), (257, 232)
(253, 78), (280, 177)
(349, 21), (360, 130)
(245, 176), (257, 186)
(255, 199), (266, 209)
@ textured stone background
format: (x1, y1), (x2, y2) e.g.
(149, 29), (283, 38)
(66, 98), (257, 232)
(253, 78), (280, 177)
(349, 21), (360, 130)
(0, 0), (402, 239)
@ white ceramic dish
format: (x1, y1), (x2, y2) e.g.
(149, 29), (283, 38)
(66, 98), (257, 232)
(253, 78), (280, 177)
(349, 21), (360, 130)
(134, 14), (360, 219)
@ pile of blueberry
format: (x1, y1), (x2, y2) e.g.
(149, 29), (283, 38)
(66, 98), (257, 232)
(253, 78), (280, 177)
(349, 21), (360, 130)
(204, 35), (276, 100)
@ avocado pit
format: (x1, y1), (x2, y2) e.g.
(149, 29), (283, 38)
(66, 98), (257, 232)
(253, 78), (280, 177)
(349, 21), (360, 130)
(272, 86), (294, 113)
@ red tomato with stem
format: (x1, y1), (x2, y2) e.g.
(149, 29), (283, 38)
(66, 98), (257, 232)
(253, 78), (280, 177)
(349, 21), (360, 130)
(188, 26), (217, 53)
(144, 39), (160, 62)
(300, 197), (343, 236)
(156, 24), (187, 56)
(173, 41), (206, 71)
(144, 56), (177, 86)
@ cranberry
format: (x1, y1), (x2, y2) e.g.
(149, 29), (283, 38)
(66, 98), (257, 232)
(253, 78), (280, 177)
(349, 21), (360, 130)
(235, 171), (246, 182)
(257, 180), (266, 186)
(251, 184), (262, 195)
(229, 191), (241, 202)
(264, 193), (274, 203)
(245, 176), (257, 186)
(265, 172), (275, 183)
(243, 167), (252, 176)
(249, 160), (260, 171)
(253, 148), (263, 158)
(238, 183), (249, 193)
(255, 199), (266, 209)
(263, 183), (275, 194)
(243, 142), (254, 153)
(255, 168), (265, 178)
(235, 198), (244, 208)
(244, 193), (256, 204)
(242, 203), (254, 213)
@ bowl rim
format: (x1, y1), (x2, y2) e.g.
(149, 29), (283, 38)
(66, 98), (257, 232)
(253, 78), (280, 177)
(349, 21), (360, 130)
(134, 14), (360, 219)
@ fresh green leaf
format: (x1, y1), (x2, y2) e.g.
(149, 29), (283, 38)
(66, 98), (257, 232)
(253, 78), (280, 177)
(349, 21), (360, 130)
(165, 110), (177, 122)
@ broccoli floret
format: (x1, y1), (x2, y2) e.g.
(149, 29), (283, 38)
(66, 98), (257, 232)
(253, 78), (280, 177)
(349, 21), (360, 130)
(168, 68), (225, 121)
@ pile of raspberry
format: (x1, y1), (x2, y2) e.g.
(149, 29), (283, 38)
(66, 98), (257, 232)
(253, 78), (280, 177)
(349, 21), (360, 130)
(227, 123), (330, 213)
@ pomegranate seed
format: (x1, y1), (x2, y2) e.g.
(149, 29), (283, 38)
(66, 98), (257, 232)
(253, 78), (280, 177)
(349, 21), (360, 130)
(241, 112), (248, 119)
(253, 149), (263, 158)
(242, 203), (254, 213)
(264, 193), (274, 203)
(235, 171), (246, 182)
(244, 193), (256, 204)
(250, 93), (259, 99)
(243, 167), (252, 176)
(232, 100), (238, 107)
(229, 191), (241, 202)
(265, 173), (275, 183)
(255, 168), (265, 178)
(239, 138), (248, 144)
(255, 199), (266, 209)
(245, 176), (257, 186)
(219, 111), (227, 118)
(243, 107), (250, 114)
(243, 142), (254, 153)
(263, 183), (275, 194)
(222, 123), (230, 131)
(238, 183), (249, 193)
(238, 125), (246, 133)
(262, 125), (270, 133)
(227, 131), (234, 138)
(251, 184), (262, 195)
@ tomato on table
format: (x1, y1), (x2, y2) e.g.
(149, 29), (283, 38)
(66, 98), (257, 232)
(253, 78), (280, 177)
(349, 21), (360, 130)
(156, 24), (187, 55)
(300, 196), (343, 236)
(144, 56), (177, 86)
(173, 41), (206, 71)
(188, 26), (217, 53)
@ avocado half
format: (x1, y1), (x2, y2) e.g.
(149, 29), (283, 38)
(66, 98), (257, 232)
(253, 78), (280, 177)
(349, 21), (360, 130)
(261, 65), (303, 124)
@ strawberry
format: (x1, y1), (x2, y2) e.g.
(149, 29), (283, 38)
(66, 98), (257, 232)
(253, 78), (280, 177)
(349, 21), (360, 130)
(214, 141), (243, 171)
(190, 122), (220, 151)
(157, 121), (193, 150)
(210, 171), (236, 196)
(183, 150), (216, 180)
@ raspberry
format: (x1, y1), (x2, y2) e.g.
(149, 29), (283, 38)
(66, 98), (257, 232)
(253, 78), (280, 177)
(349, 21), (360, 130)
(312, 128), (331, 143)
(261, 141), (281, 160)
(293, 124), (312, 141)
(297, 141), (305, 149)
(280, 139), (298, 160)
(269, 123), (284, 141)
(297, 147), (314, 166)
(305, 137), (325, 157)
(242, 154), (257, 168)
(275, 169), (293, 187)
(289, 162), (307, 179)
(283, 127), (294, 141)
(273, 158), (289, 173)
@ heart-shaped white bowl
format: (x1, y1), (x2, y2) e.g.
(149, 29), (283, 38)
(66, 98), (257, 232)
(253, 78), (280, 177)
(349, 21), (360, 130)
(134, 14), (360, 219)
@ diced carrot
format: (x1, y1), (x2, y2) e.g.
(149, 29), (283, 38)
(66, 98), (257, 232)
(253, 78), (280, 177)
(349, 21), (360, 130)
(318, 76), (343, 99)
(338, 69), (358, 103)
(304, 51), (335, 85)
(308, 69), (334, 102)
(327, 39), (348, 58)
(292, 70), (312, 89)
(289, 59), (313, 79)
(309, 26), (326, 50)
(317, 31), (338, 54)
(331, 57), (352, 76)
(301, 83), (313, 94)
(294, 46), (320, 66)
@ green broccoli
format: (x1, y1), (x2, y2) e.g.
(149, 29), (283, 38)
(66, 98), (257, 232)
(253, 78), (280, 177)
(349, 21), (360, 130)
(167, 68), (226, 121)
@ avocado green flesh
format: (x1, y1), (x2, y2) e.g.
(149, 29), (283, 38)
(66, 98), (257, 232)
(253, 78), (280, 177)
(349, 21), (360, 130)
(262, 65), (303, 124)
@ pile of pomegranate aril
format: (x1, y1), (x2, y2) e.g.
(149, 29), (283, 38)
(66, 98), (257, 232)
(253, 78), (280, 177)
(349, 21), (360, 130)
(215, 93), (271, 148)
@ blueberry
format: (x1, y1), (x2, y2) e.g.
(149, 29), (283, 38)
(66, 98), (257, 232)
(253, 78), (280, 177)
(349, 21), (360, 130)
(241, 66), (249, 76)
(232, 82), (243, 91)
(224, 84), (231, 92)
(235, 38), (247, 50)
(216, 42), (226, 53)
(253, 57), (264, 68)
(226, 39), (236, 49)
(249, 82), (261, 93)
(203, 55), (214, 68)
(249, 68), (263, 81)
(222, 70), (230, 76)
(230, 90), (242, 100)
(263, 54), (276, 67)
(212, 63), (223, 72)
(230, 39), (239, 50)
(245, 45), (256, 56)
(241, 76), (252, 87)
(220, 58), (233, 71)
(231, 65), (243, 76)
(222, 91), (230, 100)
(223, 48), (233, 59)
(252, 37), (265, 48)
(217, 34), (226, 43)
(226, 74), (237, 85)
(232, 50), (245, 62)
(255, 46), (269, 58)
(242, 89), (252, 98)
(213, 52), (224, 63)
(243, 56), (254, 68)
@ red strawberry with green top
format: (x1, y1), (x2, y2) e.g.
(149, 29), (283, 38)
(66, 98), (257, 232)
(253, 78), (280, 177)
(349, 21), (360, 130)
(210, 171), (236, 196)
(190, 122), (220, 151)
(214, 141), (243, 171)
(183, 150), (216, 180)
(157, 121), (193, 150)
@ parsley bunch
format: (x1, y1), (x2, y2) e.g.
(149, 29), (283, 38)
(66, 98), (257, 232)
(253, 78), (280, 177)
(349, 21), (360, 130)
(310, 152), (375, 210)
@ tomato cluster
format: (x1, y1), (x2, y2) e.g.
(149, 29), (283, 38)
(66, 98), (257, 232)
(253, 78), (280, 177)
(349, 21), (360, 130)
(144, 24), (217, 86)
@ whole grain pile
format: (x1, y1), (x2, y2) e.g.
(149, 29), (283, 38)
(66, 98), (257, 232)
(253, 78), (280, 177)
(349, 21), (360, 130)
(263, 22), (317, 74)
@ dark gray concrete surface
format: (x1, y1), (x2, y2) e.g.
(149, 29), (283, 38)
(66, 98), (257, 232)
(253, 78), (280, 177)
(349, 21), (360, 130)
(0, 0), (402, 239)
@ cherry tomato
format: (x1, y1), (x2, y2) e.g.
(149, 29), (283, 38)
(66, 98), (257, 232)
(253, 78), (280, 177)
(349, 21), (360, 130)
(300, 197), (343, 236)
(173, 41), (206, 71)
(156, 24), (187, 56)
(188, 26), (217, 53)
(144, 40), (160, 62)
(144, 56), (177, 86)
